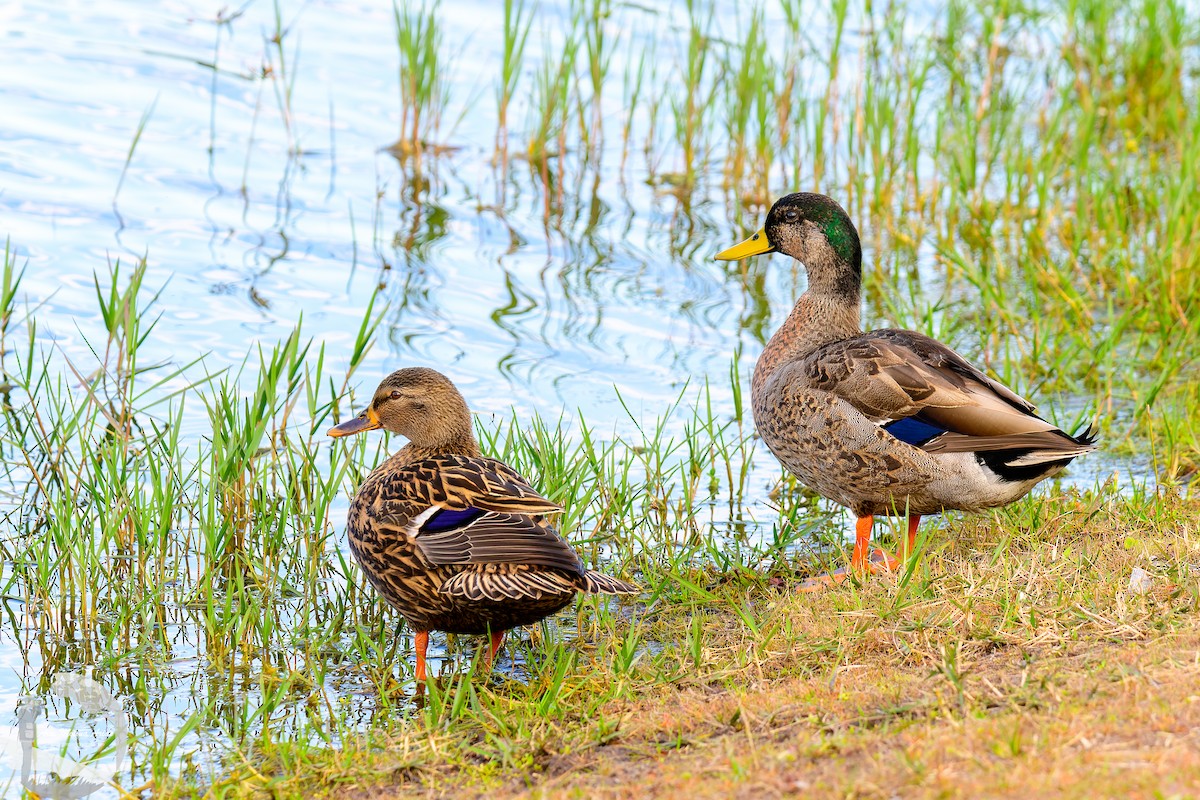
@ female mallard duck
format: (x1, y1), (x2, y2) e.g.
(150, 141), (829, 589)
(715, 193), (1096, 590)
(328, 367), (637, 680)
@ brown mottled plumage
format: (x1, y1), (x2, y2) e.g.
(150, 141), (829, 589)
(328, 367), (636, 680)
(716, 193), (1096, 590)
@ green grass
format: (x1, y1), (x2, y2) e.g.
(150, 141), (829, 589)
(495, 0), (534, 167)
(525, 20), (580, 197)
(0, 256), (804, 795)
(3, 242), (1193, 798)
(389, 0), (450, 160)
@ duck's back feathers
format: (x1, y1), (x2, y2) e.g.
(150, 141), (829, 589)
(347, 450), (638, 634)
(391, 453), (563, 516)
(806, 329), (1036, 421)
(805, 329), (1096, 469)
(441, 567), (585, 602)
(440, 566), (638, 602)
(365, 453), (582, 573)
(405, 511), (587, 574)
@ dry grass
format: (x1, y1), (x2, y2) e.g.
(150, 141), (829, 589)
(304, 485), (1200, 799)
(516, 635), (1200, 799)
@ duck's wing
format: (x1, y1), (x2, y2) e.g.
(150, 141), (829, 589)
(375, 454), (586, 574)
(439, 566), (586, 601)
(807, 329), (1096, 461)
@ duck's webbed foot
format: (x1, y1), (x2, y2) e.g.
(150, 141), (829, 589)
(796, 547), (898, 592)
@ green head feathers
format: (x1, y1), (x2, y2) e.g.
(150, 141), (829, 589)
(763, 193), (862, 294)
(766, 193), (860, 267)
(713, 192), (863, 296)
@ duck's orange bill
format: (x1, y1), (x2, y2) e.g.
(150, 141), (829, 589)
(714, 227), (774, 261)
(327, 408), (382, 437)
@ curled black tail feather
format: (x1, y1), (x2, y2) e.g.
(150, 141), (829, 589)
(978, 422), (1098, 482)
(1073, 423), (1099, 448)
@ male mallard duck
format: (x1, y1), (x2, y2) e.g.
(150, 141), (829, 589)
(328, 367), (637, 680)
(715, 193), (1096, 590)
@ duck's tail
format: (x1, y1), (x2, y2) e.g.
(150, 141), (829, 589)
(962, 424), (1098, 482)
(581, 570), (639, 595)
(1001, 424), (1099, 467)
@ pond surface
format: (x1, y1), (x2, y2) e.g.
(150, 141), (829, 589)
(0, 0), (1135, 794)
(3, 0), (792, 430)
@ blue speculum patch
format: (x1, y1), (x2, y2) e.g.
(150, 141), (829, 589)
(883, 416), (947, 447)
(423, 507), (486, 533)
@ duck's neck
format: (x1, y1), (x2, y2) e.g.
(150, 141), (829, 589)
(753, 289), (862, 389)
(393, 429), (482, 466)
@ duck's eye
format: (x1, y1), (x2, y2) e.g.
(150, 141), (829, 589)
(390, 390), (403, 400)
(783, 209), (799, 221)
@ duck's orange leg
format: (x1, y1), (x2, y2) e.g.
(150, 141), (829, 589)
(902, 514), (922, 559)
(849, 514), (874, 572)
(799, 516), (897, 592)
(484, 629), (506, 671)
(414, 630), (429, 683)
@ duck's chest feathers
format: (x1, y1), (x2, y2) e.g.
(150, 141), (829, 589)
(343, 475), (451, 623)
(345, 500), (426, 575)
(751, 383), (921, 511)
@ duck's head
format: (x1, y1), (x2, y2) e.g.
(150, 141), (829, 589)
(327, 367), (475, 450)
(715, 192), (862, 297)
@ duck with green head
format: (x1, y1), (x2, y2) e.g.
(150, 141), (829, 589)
(716, 193), (1096, 590)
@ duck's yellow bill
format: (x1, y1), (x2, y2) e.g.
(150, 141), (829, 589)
(327, 408), (382, 437)
(714, 227), (774, 260)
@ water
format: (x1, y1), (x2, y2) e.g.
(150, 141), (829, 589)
(2, 0), (791, 432)
(0, 0), (1136, 794)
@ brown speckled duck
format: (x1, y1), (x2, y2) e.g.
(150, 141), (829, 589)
(716, 193), (1096, 590)
(328, 367), (637, 681)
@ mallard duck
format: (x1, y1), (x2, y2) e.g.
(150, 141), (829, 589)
(328, 367), (637, 681)
(715, 193), (1096, 590)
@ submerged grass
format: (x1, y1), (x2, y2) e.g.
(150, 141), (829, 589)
(495, 0), (534, 166)
(390, 0), (450, 160)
